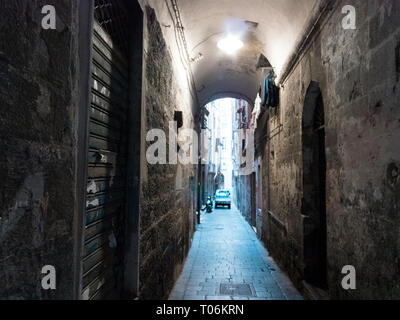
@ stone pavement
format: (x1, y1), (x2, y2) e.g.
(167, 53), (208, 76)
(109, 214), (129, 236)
(169, 206), (303, 300)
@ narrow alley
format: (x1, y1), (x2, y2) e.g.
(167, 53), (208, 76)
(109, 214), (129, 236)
(169, 206), (302, 300)
(1, 0), (400, 303)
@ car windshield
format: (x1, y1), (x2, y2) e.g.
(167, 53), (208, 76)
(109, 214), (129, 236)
(216, 191), (229, 197)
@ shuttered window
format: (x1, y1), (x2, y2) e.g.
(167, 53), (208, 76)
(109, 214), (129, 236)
(82, 0), (130, 300)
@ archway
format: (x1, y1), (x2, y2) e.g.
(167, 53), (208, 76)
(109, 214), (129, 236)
(301, 81), (327, 289)
(202, 92), (253, 110)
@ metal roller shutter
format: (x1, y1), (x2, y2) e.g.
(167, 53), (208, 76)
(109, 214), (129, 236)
(82, 0), (130, 300)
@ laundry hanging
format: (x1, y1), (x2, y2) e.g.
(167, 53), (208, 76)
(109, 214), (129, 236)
(261, 71), (279, 108)
(251, 92), (262, 131)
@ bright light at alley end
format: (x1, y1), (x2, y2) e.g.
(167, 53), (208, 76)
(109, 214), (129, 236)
(217, 35), (243, 55)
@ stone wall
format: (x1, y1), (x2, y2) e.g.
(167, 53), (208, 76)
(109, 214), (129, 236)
(0, 0), (80, 299)
(262, 0), (400, 299)
(233, 174), (252, 224)
(0, 0), (198, 300)
(137, 4), (198, 299)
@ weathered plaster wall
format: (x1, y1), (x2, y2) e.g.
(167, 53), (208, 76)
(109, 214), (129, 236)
(263, 0), (400, 299)
(0, 0), (80, 299)
(137, 3), (198, 299)
(233, 175), (251, 224)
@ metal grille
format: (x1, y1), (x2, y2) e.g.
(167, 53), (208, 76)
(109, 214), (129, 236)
(81, 2), (130, 300)
(94, 0), (130, 56)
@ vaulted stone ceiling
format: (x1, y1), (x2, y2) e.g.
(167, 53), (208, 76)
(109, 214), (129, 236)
(177, 0), (323, 106)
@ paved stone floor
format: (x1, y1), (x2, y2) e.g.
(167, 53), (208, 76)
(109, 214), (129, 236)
(169, 206), (303, 300)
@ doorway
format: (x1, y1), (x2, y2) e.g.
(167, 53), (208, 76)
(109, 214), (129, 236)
(302, 81), (327, 289)
(79, 0), (143, 300)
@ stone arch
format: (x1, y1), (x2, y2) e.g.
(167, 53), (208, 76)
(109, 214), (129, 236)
(202, 91), (253, 108)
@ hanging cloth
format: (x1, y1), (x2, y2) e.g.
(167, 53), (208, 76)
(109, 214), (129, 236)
(261, 72), (272, 107)
(252, 93), (262, 130)
(261, 71), (279, 108)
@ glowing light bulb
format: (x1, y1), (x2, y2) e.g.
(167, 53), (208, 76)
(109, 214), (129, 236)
(217, 35), (243, 55)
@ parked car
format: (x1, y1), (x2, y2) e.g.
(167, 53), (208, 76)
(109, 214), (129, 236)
(215, 190), (231, 209)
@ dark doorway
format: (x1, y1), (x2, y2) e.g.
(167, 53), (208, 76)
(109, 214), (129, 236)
(301, 81), (327, 289)
(251, 172), (256, 227)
